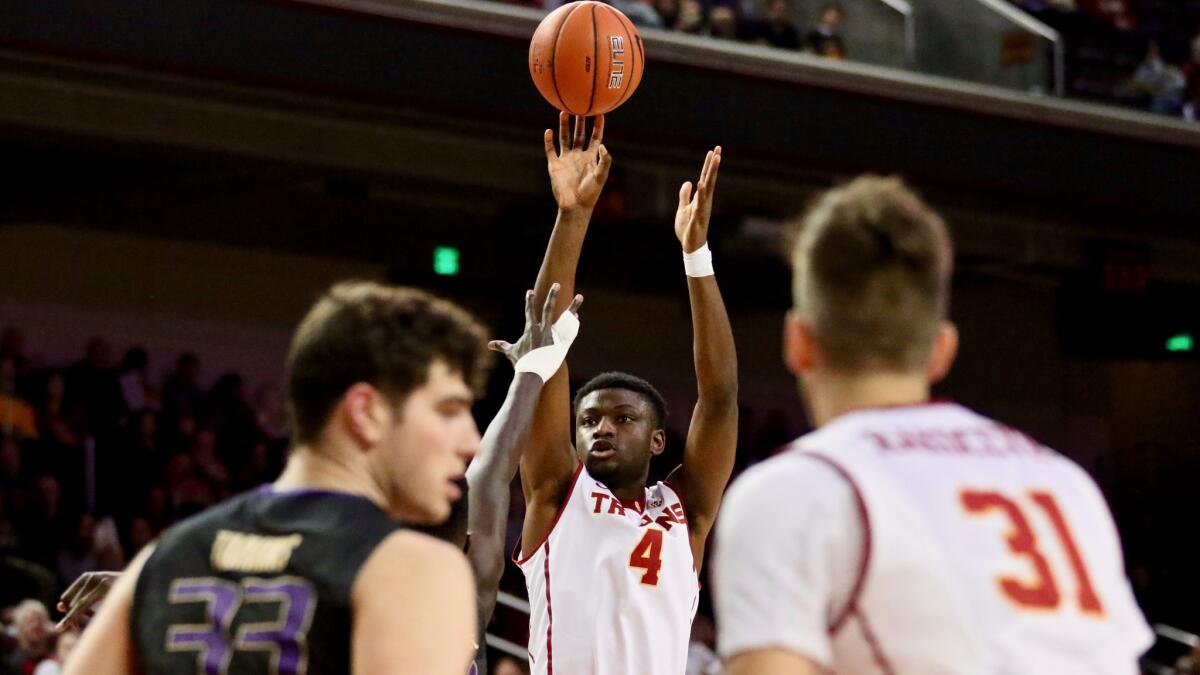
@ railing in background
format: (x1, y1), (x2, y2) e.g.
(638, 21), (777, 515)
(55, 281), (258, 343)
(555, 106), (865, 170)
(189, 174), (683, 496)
(904, 0), (1063, 95)
(1140, 623), (1200, 674)
(491, 591), (531, 661)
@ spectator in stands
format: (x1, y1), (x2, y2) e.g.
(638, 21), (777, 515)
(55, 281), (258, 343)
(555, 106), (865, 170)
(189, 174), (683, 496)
(752, 0), (800, 50)
(0, 439), (33, 525)
(674, 0), (706, 34)
(32, 373), (78, 452)
(141, 486), (171, 534)
(54, 515), (95, 587)
(62, 338), (121, 436)
(18, 477), (67, 571)
(161, 352), (202, 421)
(707, 3), (741, 40)
(653, 0), (679, 30)
(117, 347), (158, 414)
(31, 627), (76, 675)
(1124, 40), (1185, 115)
(124, 516), (153, 556)
(607, 0), (663, 27)
(90, 517), (124, 572)
(3, 600), (54, 675)
(1182, 32), (1200, 121)
(1, 359), (38, 442)
(203, 373), (258, 467)
(1078, 0), (1135, 31)
(804, 2), (846, 59)
(252, 383), (288, 442)
(188, 430), (229, 492)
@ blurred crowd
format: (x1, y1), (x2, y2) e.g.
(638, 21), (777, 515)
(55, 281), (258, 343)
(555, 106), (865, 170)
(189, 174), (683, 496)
(1013, 0), (1200, 118)
(0, 327), (289, 612)
(1, 600), (77, 675)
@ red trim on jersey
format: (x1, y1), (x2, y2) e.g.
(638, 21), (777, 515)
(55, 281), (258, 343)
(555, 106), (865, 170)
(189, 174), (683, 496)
(543, 540), (555, 675)
(804, 452), (871, 633)
(853, 609), (898, 675)
(513, 462), (584, 566)
(663, 476), (699, 574)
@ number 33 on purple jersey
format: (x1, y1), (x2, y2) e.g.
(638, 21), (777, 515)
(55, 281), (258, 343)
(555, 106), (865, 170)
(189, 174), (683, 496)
(166, 576), (316, 675)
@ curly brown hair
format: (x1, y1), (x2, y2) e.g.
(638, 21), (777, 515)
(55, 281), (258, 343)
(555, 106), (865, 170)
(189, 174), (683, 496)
(285, 281), (491, 444)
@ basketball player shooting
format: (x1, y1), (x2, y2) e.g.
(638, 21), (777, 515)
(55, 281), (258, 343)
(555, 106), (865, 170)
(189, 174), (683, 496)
(64, 282), (491, 675)
(516, 113), (738, 675)
(713, 177), (1153, 674)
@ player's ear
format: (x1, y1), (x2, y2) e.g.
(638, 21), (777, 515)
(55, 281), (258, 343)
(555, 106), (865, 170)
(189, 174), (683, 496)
(340, 382), (391, 450)
(650, 428), (666, 456)
(783, 310), (817, 376)
(927, 321), (959, 384)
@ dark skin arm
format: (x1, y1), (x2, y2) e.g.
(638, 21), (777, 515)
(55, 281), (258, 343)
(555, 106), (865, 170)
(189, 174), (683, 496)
(468, 285), (583, 628)
(520, 113), (611, 558)
(664, 147), (739, 568)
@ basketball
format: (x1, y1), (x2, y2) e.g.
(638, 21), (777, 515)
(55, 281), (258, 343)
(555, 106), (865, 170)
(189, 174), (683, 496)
(528, 1), (644, 116)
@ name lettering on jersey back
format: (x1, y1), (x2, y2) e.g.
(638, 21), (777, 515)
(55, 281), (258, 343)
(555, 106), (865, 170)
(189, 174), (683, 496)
(865, 424), (1047, 457)
(591, 492), (687, 530)
(210, 530), (303, 573)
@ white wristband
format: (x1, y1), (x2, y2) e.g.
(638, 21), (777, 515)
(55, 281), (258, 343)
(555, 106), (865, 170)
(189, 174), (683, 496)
(515, 344), (569, 382)
(513, 307), (582, 382)
(552, 309), (580, 345)
(683, 243), (714, 277)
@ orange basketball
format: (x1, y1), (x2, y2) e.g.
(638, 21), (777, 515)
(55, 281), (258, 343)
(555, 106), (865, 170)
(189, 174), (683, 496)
(528, 1), (645, 116)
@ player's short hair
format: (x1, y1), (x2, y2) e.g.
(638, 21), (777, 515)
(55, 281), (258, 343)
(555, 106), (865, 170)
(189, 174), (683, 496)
(574, 372), (668, 429)
(790, 175), (952, 373)
(286, 281), (490, 444)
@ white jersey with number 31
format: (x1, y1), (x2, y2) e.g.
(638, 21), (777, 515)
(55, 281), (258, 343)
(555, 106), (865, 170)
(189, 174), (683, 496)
(715, 402), (1153, 675)
(517, 464), (699, 675)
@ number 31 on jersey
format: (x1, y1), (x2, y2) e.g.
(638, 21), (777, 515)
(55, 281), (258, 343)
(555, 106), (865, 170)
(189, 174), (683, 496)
(961, 489), (1104, 615)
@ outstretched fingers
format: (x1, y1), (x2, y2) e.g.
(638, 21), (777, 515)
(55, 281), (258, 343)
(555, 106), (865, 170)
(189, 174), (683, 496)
(488, 340), (512, 354)
(544, 129), (557, 159)
(590, 115), (605, 150)
(558, 111), (571, 153)
(679, 181), (694, 208)
(541, 283), (561, 325)
(572, 115), (587, 150)
(567, 293), (584, 316)
(705, 146), (722, 195)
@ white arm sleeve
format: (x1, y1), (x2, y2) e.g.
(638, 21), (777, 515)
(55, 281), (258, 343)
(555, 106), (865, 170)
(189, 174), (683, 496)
(713, 454), (864, 668)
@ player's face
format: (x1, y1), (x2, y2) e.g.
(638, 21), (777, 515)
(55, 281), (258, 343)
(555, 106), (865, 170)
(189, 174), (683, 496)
(375, 360), (479, 525)
(575, 389), (664, 488)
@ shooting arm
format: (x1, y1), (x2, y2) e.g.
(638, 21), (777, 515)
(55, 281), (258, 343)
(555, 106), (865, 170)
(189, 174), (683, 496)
(521, 114), (610, 547)
(677, 272), (739, 551)
(666, 148), (738, 557)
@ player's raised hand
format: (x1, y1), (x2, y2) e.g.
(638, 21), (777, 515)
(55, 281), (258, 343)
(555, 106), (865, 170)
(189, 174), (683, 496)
(56, 570), (120, 631)
(675, 146), (722, 253)
(544, 113), (612, 213)
(489, 283), (583, 366)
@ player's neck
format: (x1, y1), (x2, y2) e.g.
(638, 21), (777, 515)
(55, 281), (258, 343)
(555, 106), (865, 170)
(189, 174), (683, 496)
(806, 371), (929, 427)
(274, 444), (389, 511)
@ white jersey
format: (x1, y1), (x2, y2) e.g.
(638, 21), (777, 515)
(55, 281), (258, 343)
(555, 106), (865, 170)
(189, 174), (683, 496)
(715, 402), (1152, 675)
(517, 464), (699, 675)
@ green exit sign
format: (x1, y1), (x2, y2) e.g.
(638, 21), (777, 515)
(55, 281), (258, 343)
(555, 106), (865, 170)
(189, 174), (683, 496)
(433, 246), (460, 276)
(1166, 333), (1194, 353)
